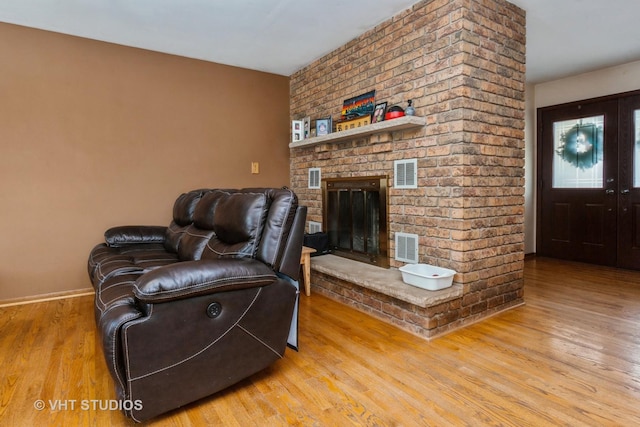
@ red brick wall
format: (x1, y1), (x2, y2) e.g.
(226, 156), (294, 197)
(290, 0), (526, 331)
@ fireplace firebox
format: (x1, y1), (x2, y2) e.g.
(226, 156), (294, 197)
(322, 176), (389, 268)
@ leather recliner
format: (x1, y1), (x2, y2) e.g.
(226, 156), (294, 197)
(87, 188), (306, 422)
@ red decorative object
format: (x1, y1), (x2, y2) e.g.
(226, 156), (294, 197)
(384, 110), (405, 120)
(384, 105), (405, 120)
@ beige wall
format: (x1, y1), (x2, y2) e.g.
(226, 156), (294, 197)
(534, 60), (640, 109)
(523, 60), (640, 253)
(0, 23), (291, 301)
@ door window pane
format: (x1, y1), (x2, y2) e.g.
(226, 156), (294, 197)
(552, 116), (604, 188)
(634, 110), (640, 187)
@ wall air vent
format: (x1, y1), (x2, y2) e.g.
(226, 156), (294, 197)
(395, 232), (419, 263)
(308, 221), (322, 234)
(394, 159), (417, 189)
(309, 168), (321, 189)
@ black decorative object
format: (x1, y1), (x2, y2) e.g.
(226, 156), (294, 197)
(303, 232), (330, 256)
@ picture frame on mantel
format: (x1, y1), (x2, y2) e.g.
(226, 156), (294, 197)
(341, 90), (376, 120)
(292, 120), (304, 142)
(372, 102), (387, 123)
(316, 117), (332, 136)
(303, 116), (311, 139)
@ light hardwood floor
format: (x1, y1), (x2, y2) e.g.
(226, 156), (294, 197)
(1, 257), (639, 426)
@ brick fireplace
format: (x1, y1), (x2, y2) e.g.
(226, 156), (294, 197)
(289, 0), (526, 338)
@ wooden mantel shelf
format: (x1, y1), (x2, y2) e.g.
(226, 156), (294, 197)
(289, 115), (426, 149)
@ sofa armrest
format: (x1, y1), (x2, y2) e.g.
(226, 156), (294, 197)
(134, 258), (277, 303)
(104, 225), (167, 247)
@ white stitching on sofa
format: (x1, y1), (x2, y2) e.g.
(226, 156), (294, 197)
(203, 244), (244, 257)
(110, 312), (143, 396)
(120, 302), (153, 423)
(96, 258), (138, 281)
(135, 274), (274, 299)
(96, 279), (135, 313)
(126, 289), (261, 381)
(185, 229), (213, 238)
(237, 324), (283, 358)
(97, 298), (136, 315)
(135, 257), (176, 265)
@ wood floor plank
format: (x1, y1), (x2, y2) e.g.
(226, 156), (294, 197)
(1, 257), (640, 426)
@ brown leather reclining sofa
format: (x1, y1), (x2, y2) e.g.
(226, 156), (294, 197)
(87, 188), (306, 422)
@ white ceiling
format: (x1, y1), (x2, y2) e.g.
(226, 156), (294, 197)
(1, 0), (639, 84)
(509, 0), (640, 83)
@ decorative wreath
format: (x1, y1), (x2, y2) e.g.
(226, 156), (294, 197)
(555, 123), (603, 170)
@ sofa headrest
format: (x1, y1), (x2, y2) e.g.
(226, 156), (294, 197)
(253, 188), (297, 270)
(213, 191), (269, 244)
(172, 190), (206, 226)
(192, 190), (225, 230)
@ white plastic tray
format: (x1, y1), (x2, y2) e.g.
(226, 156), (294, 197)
(399, 264), (456, 291)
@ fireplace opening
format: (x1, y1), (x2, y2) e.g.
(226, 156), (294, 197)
(322, 176), (389, 268)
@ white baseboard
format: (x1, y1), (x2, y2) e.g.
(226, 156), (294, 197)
(0, 288), (94, 308)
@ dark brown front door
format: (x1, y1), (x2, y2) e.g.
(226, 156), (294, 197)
(617, 94), (640, 269)
(537, 90), (640, 270)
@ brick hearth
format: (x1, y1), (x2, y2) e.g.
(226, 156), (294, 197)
(290, 0), (526, 338)
(311, 255), (523, 339)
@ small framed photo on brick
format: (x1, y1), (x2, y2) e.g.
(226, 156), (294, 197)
(303, 116), (311, 139)
(372, 102), (387, 123)
(316, 117), (332, 136)
(292, 120), (304, 142)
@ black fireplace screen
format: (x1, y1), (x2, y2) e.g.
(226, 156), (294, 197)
(322, 176), (389, 268)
